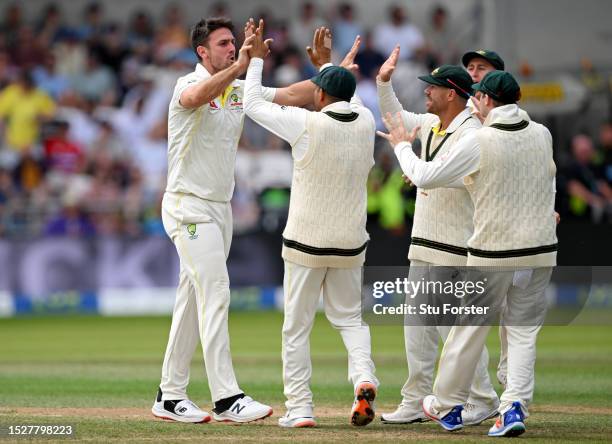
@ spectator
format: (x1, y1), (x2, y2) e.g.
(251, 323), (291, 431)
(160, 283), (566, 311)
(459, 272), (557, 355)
(10, 25), (46, 69)
(373, 4), (425, 61)
(333, 3), (363, 58)
(90, 120), (126, 161)
(12, 149), (46, 194)
(70, 50), (116, 104)
(563, 134), (612, 222)
(129, 118), (168, 204)
(43, 121), (86, 175)
(0, 50), (18, 90)
(77, 1), (106, 43)
(290, 2), (325, 50)
(424, 5), (457, 68)
(0, 2), (22, 50)
(36, 3), (68, 47)
(0, 167), (15, 204)
(155, 3), (189, 57)
(53, 30), (88, 79)
(0, 71), (56, 156)
(274, 46), (305, 86)
(355, 71), (384, 130)
(126, 10), (155, 52)
(354, 31), (384, 79)
(55, 91), (101, 152)
(93, 23), (129, 75)
(44, 191), (96, 237)
(32, 53), (70, 99)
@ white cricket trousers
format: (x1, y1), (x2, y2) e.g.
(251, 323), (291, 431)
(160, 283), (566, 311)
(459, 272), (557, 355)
(401, 260), (498, 412)
(159, 192), (242, 402)
(433, 267), (552, 417)
(282, 260), (378, 416)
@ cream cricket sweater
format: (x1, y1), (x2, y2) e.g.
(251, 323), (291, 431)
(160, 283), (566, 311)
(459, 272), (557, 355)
(282, 108), (375, 268)
(464, 105), (558, 267)
(408, 110), (481, 266)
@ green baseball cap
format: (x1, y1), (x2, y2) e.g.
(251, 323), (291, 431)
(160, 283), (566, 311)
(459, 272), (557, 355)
(472, 70), (521, 104)
(462, 49), (505, 71)
(417, 65), (474, 99)
(310, 66), (356, 102)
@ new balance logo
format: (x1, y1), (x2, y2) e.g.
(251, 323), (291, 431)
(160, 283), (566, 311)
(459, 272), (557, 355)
(231, 403), (246, 415)
(177, 407), (188, 414)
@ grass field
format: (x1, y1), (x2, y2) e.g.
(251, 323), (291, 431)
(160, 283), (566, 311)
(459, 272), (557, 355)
(1, 312), (612, 442)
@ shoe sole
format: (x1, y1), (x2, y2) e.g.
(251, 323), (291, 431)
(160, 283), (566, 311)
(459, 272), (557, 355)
(213, 408), (273, 424)
(351, 383), (376, 427)
(279, 419), (316, 428)
(381, 416), (428, 424)
(152, 408), (211, 424)
(489, 422), (525, 437)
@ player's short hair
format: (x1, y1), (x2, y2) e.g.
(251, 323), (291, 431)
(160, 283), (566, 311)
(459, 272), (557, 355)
(191, 17), (234, 60)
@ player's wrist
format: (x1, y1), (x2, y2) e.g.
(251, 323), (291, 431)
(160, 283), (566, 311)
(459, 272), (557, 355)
(232, 59), (248, 76)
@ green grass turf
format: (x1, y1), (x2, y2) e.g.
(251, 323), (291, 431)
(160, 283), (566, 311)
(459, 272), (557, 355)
(0, 312), (611, 442)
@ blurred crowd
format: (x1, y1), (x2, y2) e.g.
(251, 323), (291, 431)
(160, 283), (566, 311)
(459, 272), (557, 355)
(0, 1), (610, 240)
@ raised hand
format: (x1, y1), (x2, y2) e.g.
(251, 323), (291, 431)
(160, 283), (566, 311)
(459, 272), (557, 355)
(244, 17), (256, 39)
(377, 45), (400, 82)
(469, 96), (485, 123)
(236, 34), (256, 73)
(250, 19), (274, 60)
(306, 27), (332, 69)
(340, 35), (361, 74)
(377, 112), (420, 147)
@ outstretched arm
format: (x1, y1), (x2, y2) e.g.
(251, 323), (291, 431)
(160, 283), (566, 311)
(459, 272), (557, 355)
(376, 46), (430, 131)
(273, 32), (362, 106)
(179, 33), (255, 109)
(244, 22), (308, 146)
(378, 112), (480, 189)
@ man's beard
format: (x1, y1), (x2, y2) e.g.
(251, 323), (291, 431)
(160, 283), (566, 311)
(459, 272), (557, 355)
(212, 57), (234, 73)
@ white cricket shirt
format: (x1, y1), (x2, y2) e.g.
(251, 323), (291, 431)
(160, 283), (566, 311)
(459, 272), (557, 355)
(165, 63), (276, 203)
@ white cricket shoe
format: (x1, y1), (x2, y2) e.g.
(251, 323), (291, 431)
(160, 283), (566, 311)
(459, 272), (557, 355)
(462, 401), (500, 426)
(212, 396), (273, 423)
(381, 403), (428, 424)
(278, 410), (316, 428)
(152, 388), (211, 423)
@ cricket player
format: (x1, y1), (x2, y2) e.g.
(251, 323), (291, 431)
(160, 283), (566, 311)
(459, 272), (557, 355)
(377, 48), (500, 426)
(152, 17), (343, 424)
(462, 49), (506, 117)
(463, 49), (560, 390)
(379, 71), (557, 437)
(463, 49), (513, 391)
(243, 23), (378, 428)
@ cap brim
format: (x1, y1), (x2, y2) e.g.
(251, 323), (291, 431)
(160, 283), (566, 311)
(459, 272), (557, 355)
(417, 75), (447, 87)
(310, 76), (322, 88)
(462, 51), (481, 68)
(471, 82), (505, 102)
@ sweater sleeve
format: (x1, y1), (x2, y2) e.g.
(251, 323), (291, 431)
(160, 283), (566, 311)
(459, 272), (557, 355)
(393, 132), (481, 189)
